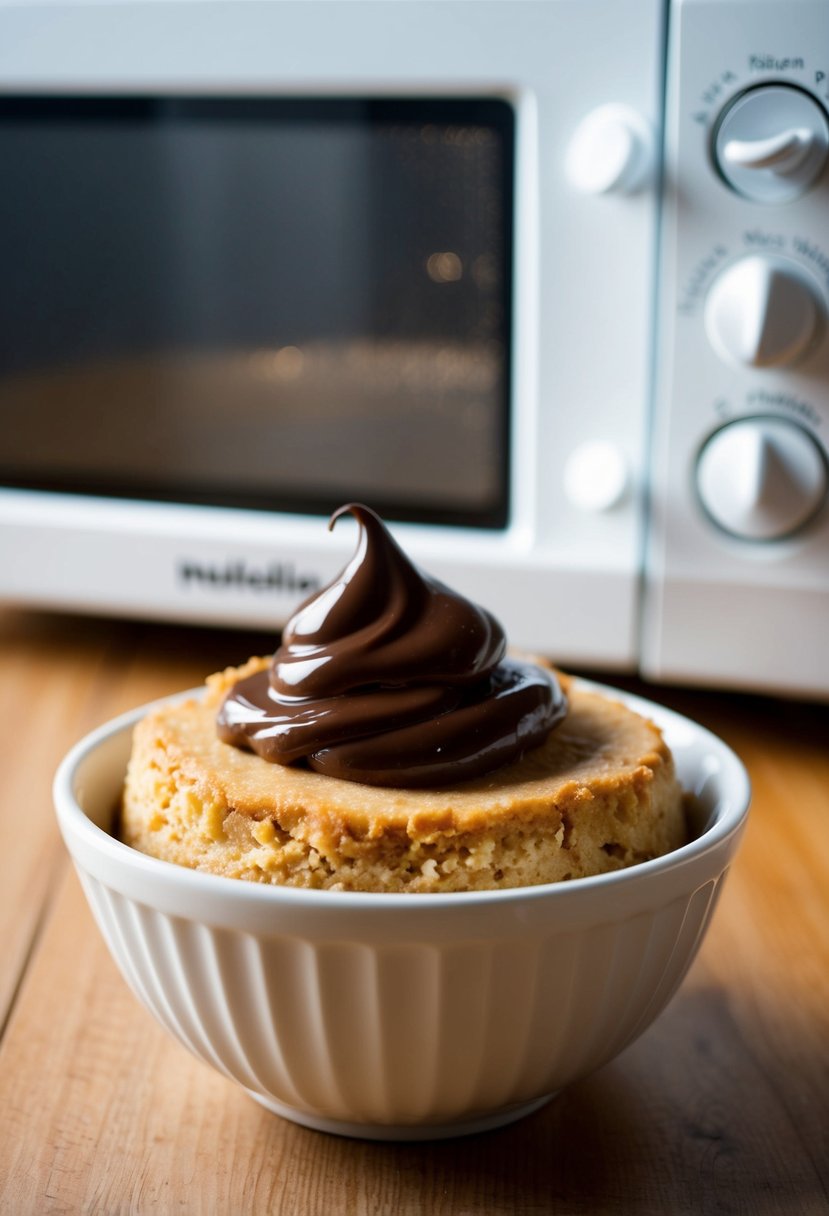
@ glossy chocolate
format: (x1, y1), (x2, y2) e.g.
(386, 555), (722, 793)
(217, 504), (567, 787)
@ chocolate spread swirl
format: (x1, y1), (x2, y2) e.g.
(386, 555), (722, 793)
(216, 504), (567, 787)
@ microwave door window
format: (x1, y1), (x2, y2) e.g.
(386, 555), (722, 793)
(0, 97), (513, 527)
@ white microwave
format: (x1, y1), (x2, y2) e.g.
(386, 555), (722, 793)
(1, 0), (828, 698)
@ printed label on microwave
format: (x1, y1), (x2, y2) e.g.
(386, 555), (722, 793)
(677, 245), (729, 315)
(693, 70), (738, 124)
(745, 390), (823, 431)
(748, 54), (805, 74)
(712, 392), (823, 432)
(791, 237), (829, 293)
(699, 70), (738, 109)
(743, 229), (785, 251)
(178, 560), (321, 595)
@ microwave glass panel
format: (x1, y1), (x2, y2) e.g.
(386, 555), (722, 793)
(0, 97), (514, 527)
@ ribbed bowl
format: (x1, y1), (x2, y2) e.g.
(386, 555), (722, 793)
(54, 681), (750, 1140)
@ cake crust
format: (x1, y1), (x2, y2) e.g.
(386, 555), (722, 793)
(120, 659), (686, 892)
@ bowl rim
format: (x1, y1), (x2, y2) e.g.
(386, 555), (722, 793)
(53, 677), (751, 911)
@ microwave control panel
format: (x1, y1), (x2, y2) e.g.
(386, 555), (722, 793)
(644, 0), (829, 696)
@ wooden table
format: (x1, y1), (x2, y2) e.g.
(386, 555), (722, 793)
(1, 608), (827, 1215)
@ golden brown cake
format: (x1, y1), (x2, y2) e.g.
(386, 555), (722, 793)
(120, 658), (686, 892)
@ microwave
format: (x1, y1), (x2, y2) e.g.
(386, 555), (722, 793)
(1, 0), (827, 698)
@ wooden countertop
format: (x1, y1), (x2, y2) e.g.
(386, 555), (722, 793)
(0, 608), (827, 1215)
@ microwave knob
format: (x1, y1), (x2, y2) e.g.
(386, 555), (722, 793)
(564, 104), (653, 195)
(713, 85), (829, 203)
(704, 256), (821, 368)
(696, 417), (827, 540)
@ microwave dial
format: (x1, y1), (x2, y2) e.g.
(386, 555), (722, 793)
(696, 416), (827, 541)
(703, 255), (822, 368)
(713, 84), (829, 203)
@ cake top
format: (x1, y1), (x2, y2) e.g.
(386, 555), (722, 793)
(191, 668), (671, 840)
(216, 504), (567, 787)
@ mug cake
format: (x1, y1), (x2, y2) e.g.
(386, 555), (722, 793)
(121, 504), (685, 891)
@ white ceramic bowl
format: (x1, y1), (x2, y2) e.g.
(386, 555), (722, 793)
(54, 680), (750, 1141)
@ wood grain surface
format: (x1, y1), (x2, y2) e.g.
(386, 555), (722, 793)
(0, 608), (827, 1215)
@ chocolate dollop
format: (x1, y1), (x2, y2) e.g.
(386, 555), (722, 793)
(216, 504), (567, 787)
